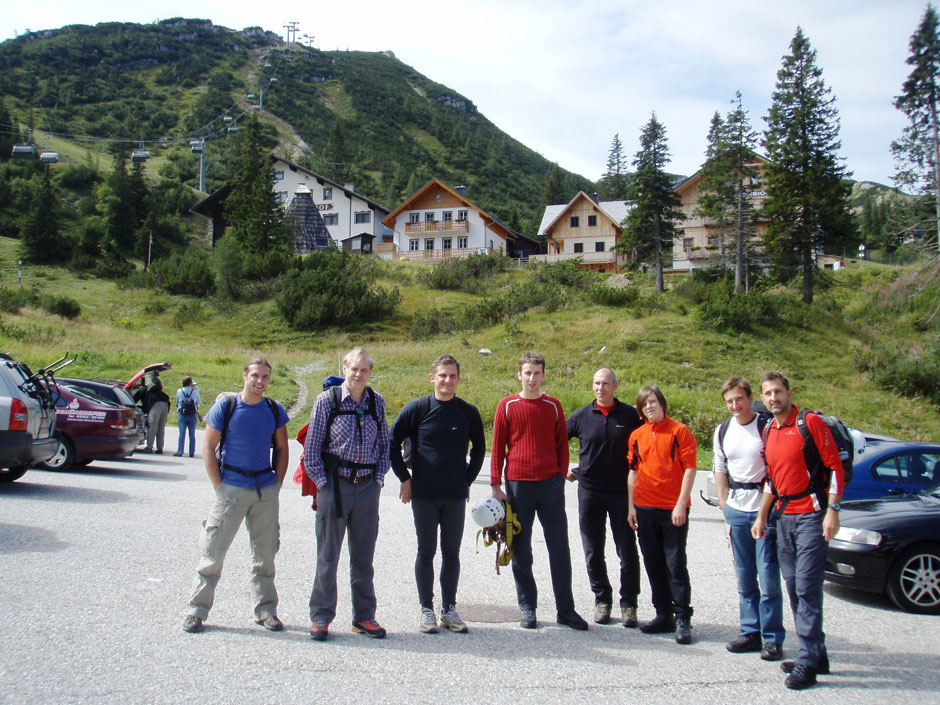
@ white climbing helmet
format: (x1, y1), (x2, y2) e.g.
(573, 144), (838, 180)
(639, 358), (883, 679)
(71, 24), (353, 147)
(471, 497), (506, 528)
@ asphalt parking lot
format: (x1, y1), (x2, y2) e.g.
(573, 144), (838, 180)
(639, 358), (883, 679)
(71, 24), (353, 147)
(1, 428), (938, 705)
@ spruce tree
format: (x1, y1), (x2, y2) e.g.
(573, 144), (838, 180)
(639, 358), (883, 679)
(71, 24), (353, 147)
(223, 115), (290, 258)
(892, 4), (940, 252)
(762, 28), (853, 304)
(599, 133), (629, 200)
(19, 168), (61, 263)
(540, 163), (568, 208)
(621, 113), (685, 292)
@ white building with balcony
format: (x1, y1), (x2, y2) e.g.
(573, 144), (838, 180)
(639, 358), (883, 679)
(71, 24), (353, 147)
(533, 191), (631, 272)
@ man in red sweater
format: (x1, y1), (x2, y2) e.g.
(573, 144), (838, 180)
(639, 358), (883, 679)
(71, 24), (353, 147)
(752, 372), (844, 691)
(491, 352), (587, 631)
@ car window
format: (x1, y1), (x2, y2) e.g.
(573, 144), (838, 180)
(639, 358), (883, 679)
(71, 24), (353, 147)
(874, 452), (939, 486)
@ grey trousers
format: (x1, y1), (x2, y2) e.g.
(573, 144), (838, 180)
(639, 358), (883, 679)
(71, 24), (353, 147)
(146, 401), (169, 452)
(309, 477), (381, 623)
(187, 482), (281, 621)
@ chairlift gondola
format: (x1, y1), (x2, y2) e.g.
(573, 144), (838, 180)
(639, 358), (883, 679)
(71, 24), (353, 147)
(11, 144), (36, 159)
(265, 62), (273, 69)
(246, 93), (256, 100)
(269, 76), (278, 84)
(223, 115), (233, 124)
(131, 149), (150, 162)
(189, 139), (203, 153)
(227, 125), (239, 134)
(39, 151), (59, 163)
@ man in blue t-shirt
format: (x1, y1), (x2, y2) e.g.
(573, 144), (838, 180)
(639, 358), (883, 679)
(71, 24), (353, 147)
(182, 356), (289, 634)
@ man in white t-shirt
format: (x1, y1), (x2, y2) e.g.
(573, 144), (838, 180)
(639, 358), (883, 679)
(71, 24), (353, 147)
(713, 377), (784, 661)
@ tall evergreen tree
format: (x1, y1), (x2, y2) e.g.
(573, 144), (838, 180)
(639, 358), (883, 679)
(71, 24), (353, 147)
(19, 168), (61, 262)
(223, 115), (290, 257)
(324, 118), (349, 183)
(599, 133), (629, 200)
(697, 92), (761, 292)
(97, 151), (140, 252)
(762, 28), (854, 304)
(540, 163), (568, 208)
(892, 4), (940, 252)
(621, 113), (685, 293)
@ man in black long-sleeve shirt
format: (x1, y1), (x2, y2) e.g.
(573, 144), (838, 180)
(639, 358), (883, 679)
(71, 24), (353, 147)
(390, 355), (485, 634)
(566, 368), (642, 627)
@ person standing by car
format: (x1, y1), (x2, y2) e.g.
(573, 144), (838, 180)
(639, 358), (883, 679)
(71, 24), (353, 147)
(566, 368), (643, 627)
(752, 372), (844, 691)
(389, 354), (486, 635)
(182, 356), (289, 634)
(713, 377), (784, 660)
(627, 384), (698, 645)
(174, 376), (201, 458)
(145, 372), (170, 454)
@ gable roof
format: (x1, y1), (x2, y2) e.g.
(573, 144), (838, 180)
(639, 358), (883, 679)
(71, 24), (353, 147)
(673, 152), (771, 194)
(271, 154), (391, 215)
(538, 191), (630, 235)
(383, 178), (513, 240)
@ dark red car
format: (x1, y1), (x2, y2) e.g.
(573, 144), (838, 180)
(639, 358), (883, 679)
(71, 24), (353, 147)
(35, 382), (139, 471)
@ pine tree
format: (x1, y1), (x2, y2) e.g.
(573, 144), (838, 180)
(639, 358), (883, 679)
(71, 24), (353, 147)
(324, 119), (349, 183)
(223, 115), (290, 257)
(599, 133), (629, 200)
(540, 163), (568, 208)
(19, 168), (61, 262)
(697, 92), (761, 292)
(892, 4), (940, 252)
(621, 113), (685, 292)
(762, 28), (854, 304)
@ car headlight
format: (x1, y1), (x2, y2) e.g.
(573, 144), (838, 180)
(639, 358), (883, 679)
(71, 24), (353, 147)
(833, 526), (882, 545)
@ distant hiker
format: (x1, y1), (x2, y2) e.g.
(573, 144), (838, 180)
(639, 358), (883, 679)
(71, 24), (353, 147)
(491, 352), (587, 631)
(304, 347), (390, 641)
(752, 372), (844, 691)
(182, 356), (289, 634)
(566, 368), (642, 627)
(144, 371), (170, 454)
(174, 376), (201, 458)
(627, 384), (698, 645)
(390, 354), (485, 634)
(713, 377), (784, 661)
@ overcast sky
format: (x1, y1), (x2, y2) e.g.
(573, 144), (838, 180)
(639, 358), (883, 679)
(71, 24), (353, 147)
(2, 0), (931, 185)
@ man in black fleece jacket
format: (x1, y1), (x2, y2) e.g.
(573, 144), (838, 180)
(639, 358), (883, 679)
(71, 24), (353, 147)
(390, 355), (485, 634)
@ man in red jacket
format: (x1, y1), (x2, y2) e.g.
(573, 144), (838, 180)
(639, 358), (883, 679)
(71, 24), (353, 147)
(491, 352), (587, 631)
(752, 372), (844, 691)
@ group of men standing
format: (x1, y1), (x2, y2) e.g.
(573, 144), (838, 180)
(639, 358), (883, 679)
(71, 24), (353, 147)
(180, 350), (843, 692)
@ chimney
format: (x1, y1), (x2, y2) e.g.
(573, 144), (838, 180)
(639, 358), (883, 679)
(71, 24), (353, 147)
(455, 185), (466, 197)
(592, 191), (599, 204)
(344, 183), (355, 193)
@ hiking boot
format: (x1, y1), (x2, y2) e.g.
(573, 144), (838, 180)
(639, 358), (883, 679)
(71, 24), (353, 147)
(182, 615), (203, 633)
(309, 620), (329, 641)
(418, 608), (439, 634)
(557, 610), (589, 631)
(675, 618), (692, 645)
(622, 606), (638, 628)
(255, 614), (283, 632)
(761, 642), (783, 661)
(726, 632), (762, 653)
(439, 608), (469, 633)
(639, 613), (676, 634)
(593, 602), (612, 624)
(784, 664), (817, 690)
(781, 651), (829, 675)
(352, 618), (387, 639)
(520, 608), (537, 629)
(173, 452), (183, 457)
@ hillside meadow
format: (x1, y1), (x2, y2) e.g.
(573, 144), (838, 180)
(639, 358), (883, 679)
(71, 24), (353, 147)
(1, 235), (938, 468)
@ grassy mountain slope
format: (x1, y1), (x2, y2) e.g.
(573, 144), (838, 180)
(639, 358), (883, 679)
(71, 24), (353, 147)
(0, 18), (594, 234)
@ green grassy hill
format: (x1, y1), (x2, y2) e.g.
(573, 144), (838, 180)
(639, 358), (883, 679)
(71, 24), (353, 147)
(2, 234), (937, 468)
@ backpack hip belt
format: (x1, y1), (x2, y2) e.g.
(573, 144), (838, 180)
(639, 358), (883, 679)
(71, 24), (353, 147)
(727, 478), (765, 491)
(223, 464), (274, 499)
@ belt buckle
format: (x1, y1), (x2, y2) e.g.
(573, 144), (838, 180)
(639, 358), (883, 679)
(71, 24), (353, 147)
(353, 473), (371, 484)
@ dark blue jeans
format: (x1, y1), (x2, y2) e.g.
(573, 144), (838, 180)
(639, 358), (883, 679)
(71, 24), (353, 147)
(635, 505), (693, 620)
(777, 510), (829, 670)
(177, 411), (198, 455)
(411, 497), (465, 610)
(577, 485), (639, 608)
(507, 473), (575, 613)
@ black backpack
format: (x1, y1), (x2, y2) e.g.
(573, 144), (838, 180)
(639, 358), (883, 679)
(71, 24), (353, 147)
(179, 388), (197, 416)
(764, 409), (854, 513)
(400, 394), (476, 470)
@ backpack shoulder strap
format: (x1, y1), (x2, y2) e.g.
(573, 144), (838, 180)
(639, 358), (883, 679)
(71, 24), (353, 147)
(366, 386), (378, 421)
(218, 394), (237, 459)
(716, 418), (731, 462)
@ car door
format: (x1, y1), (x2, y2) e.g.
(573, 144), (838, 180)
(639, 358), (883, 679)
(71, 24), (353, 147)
(871, 451), (940, 497)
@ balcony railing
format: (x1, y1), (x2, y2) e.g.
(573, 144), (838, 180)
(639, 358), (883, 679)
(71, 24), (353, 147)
(404, 220), (471, 234)
(397, 246), (495, 262)
(527, 251), (623, 265)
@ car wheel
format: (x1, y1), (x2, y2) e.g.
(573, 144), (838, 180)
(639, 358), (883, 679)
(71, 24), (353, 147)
(37, 437), (76, 472)
(0, 465), (29, 482)
(886, 544), (940, 615)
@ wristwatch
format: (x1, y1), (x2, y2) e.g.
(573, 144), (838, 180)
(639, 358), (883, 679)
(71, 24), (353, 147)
(829, 502), (841, 512)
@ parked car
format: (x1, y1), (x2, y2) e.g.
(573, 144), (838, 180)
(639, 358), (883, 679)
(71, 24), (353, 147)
(57, 377), (145, 445)
(124, 362), (172, 442)
(0, 353), (59, 482)
(36, 382), (139, 472)
(826, 480), (940, 614)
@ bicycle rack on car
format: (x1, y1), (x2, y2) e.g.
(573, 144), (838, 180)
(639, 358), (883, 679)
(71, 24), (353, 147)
(19, 352), (77, 413)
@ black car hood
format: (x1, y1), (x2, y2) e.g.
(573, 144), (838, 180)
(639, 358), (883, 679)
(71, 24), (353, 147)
(840, 493), (940, 530)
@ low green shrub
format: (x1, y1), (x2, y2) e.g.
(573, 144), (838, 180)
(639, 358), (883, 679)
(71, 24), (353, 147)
(40, 295), (81, 319)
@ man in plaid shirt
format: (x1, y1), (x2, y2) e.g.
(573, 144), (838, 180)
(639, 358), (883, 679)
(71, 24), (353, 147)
(304, 347), (390, 641)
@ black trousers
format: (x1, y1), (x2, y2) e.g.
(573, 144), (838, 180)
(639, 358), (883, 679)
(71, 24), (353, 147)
(635, 505), (693, 620)
(411, 497), (465, 610)
(577, 485), (639, 608)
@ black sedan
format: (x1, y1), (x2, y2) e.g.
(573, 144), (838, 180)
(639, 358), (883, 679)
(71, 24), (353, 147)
(826, 480), (940, 614)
